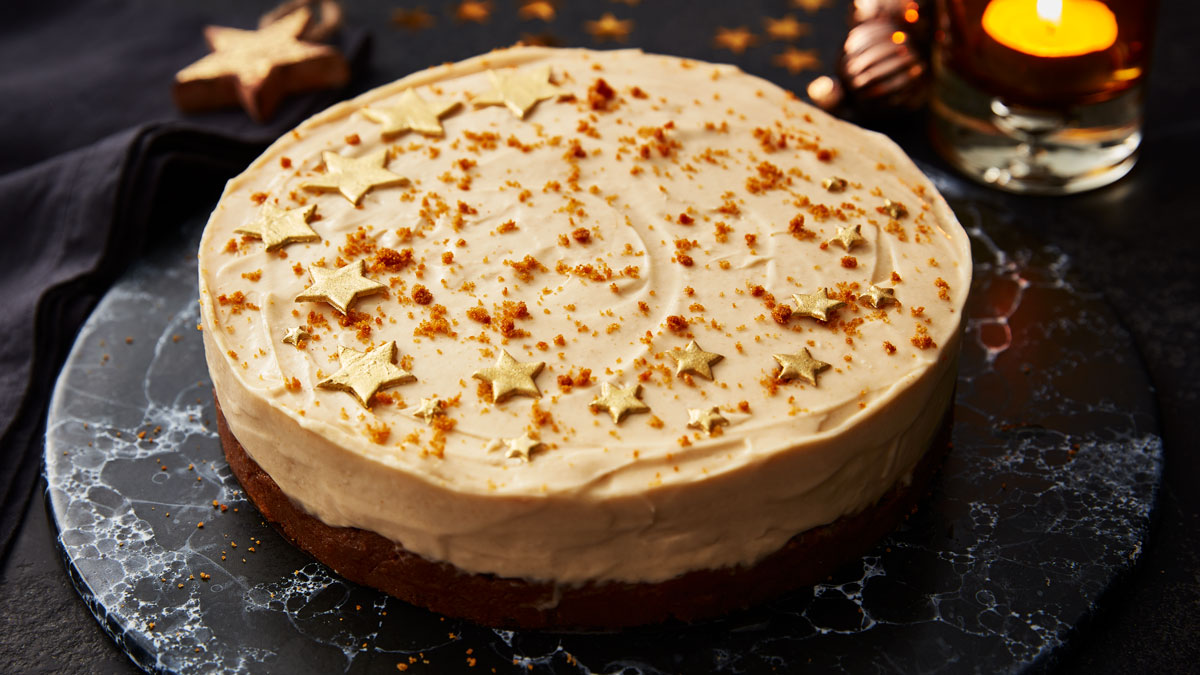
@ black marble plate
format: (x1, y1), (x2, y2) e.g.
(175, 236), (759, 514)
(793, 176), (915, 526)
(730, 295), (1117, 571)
(44, 172), (1162, 674)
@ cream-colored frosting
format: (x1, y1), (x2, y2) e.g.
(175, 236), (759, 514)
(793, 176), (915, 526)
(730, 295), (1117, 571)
(198, 47), (971, 585)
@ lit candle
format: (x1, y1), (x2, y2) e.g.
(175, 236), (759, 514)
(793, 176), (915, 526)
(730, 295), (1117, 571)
(982, 0), (1118, 57)
(972, 0), (1122, 105)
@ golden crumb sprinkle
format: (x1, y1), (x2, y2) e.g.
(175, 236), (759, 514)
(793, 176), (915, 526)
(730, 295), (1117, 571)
(587, 77), (617, 110)
(665, 315), (688, 333)
(935, 277), (951, 301)
(412, 285), (434, 305)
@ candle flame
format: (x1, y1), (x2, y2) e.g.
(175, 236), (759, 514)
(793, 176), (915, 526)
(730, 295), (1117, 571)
(1036, 0), (1063, 24)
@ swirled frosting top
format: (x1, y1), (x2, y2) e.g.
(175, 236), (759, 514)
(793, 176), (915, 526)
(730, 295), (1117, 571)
(199, 47), (971, 583)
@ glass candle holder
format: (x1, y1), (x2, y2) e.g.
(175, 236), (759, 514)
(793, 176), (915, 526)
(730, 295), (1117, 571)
(930, 0), (1158, 194)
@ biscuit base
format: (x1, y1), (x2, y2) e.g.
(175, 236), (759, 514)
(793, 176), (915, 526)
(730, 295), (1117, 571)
(216, 394), (951, 629)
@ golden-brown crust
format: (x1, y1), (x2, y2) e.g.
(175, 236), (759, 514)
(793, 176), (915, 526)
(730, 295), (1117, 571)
(216, 392), (951, 629)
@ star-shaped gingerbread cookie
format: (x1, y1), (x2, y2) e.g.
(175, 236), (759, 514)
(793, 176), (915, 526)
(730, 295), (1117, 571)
(174, 8), (349, 122)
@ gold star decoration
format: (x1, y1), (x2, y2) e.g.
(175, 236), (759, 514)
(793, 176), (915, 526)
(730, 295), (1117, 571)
(667, 340), (724, 381)
(764, 15), (810, 41)
(301, 150), (406, 205)
(505, 432), (544, 462)
(362, 89), (460, 138)
(519, 32), (563, 47)
(411, 397), (446, 423)
(473, 350), (544, 403)
(773, 349), (831, 386)
(295, 259), (387, 314)
(317, 341), (416, 408)
(281, 325), (311, 347)
(861, 285), (898, 309)
(883, 199), (909, 219)
(590, 382), (650, 424)
(792, 288), (846, 322)
(791, 0), (832, 12)
(831, 224), (866, 251)
(473, 66), (562, 119)
(455, 0), (493, 23)
(173, 8), (348, 122)
(519, 0), (557, 21)
(822, 176), (848, 192)
(687, 407), (729, 435)
(234, 203), (320, 250)
(772, 47), (821, 75)
(391, 8), (435, 31)
(714, 26), (758, 54)
(585, 13), (634, 42)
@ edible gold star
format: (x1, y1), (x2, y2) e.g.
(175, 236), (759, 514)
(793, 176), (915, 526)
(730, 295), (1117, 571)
(391, 8), (435, 31)
(822, 176), (848, 192)
(235, 203), (320, 250)
(173, 8), (348, 122)
(519, 0), (557, 21)
(687, 407), (729, 435)
(281, 325), (311, 347)
(589, 382), (650, 424)
(764, 15), (810, 41)
(792, 288), (846, 322)
(791, 0), (832, 12)
(882, 199), (908, 219)
(861, 284), (898, 309)
(667, 340), (724, 381)
(505, 432), (544, 462)
(519, 32), (563, 47)
(295, 259), (387, 314)
(318, 342), (415, 408)
(831, 224), (866, 251)
(473, 350), (544, 403)
(473, 66), (562, 119)
(772, 47), (821, 75)
(585, 13), (633, 42)
(301, 150), (406, 205)
(411, 397), (445, 423)
(362, 89), (460, 138)
(773, 349), (831, 386)
(714, 26), (758, 54)
(456, 0), (493, 23)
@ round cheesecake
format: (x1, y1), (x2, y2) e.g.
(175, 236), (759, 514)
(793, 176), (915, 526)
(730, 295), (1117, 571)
(198, 47), (971, 628)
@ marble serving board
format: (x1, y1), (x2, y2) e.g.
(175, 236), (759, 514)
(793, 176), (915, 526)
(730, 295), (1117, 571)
(44, 175), (1162, 674)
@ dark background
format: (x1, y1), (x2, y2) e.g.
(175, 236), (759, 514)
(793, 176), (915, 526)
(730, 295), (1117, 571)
(1, 1), (1196, 672)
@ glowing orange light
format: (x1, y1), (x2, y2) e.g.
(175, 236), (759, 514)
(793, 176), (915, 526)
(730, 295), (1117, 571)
(1036, 0), (1063, 23)
(891, 31), (907, 45)
(982, 0), (1117, 58)
(904, 8), (920, 22)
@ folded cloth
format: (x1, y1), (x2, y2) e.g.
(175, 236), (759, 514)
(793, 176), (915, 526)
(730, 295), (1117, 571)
(0, 0), (369, 558)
